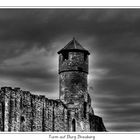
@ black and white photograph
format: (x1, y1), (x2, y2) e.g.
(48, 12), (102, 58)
(0, 8), (140, 132)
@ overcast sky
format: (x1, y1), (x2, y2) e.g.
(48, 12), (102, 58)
(0, 9), (140, 131)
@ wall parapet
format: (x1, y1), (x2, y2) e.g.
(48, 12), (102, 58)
(0, 87), (69, 132)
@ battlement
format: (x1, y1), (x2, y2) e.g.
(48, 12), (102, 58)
(0, 86), (106, 132)
(0, 87), (69, 132)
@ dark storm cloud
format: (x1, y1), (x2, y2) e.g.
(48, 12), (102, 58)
(89, 51), (140, 131)
(1, 9), (140, 42)
(0, 9), (140, 131)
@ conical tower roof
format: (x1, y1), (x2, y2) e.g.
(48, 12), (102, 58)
(57, 37), (90, 55)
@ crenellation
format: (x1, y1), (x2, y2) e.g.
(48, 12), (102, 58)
(9, 90), (16, 131)
(43, 98), (49, 131)
(14, 88), (21, 131)
(20, 91), (32, 131)
(34, 95), (44, 131)
(2, 87), (11, 131)
(0, 88), (72, 132)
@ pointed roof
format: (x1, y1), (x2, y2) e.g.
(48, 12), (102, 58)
(57, 37), (90, 55)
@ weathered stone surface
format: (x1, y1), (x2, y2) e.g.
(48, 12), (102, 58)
(20, 91), (32, 131)
(59, 52), (88, 74)
(0, 91), (4, 131)
(43, 98), (50, 131)
(54, 100), (68, 131)
(9, 90), (16, 131)
(59, 71), (87, 105)
(2, 87), (11, 131)
(58, 38), (106, 132)
(89, 114), (106, 131)
(0, 38), (106, 132)
(32, 95), (44, 131)
(14, 88), (21, 131)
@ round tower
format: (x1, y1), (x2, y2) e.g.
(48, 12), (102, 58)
(58, 38), (90, 109)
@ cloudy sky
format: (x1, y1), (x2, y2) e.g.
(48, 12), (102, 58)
(0, 9), (140, 131)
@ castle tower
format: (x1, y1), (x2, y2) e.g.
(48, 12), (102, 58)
(58, 37), (90, 107)
(58, 38), (91, 131)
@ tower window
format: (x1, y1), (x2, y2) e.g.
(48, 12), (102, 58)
(78, 67), (83, 71)
(84, 54), (87, 61)
(62, 52), (69, 61)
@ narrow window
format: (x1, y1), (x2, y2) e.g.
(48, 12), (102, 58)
(84, 54), (87, 61)
(62, 52), (69, 61)
(84, 102), (87, 118)
(20, 116), (25, 123)
(72, 119), (76, 132)
(78, 67), (83, 71)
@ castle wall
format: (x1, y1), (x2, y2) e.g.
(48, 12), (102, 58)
(9, 89), (21, 131)
(54, 101), (64, 131)
(9, 90), (16, 131)
(0, 39), (107, 132)
(64, 108), (69, 131)
(31, 95), (44, 131)
(47, 100), (54, 131)
(67, 103), (90, 132)
(2, 87), (11, 131)
(20, 91), (32, 131)
(14, 88), (21, 131)
(89, 114), (106, 131)
(43, 98), (51, 131)
(0, 90), (4, 131)
(0, 87), (106, 132)
(0, 87), (69, 132)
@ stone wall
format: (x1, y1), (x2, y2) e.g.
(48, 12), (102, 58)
(0, 86), (106, 132)
(89, 114), (106, 131)
(0, 87), (69, 132)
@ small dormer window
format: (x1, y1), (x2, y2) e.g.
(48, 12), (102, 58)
(62, 52), (69, 61)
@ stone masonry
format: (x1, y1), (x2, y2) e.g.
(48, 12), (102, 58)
(0, 87), (68, 132)
(0, 38), (106, 132)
